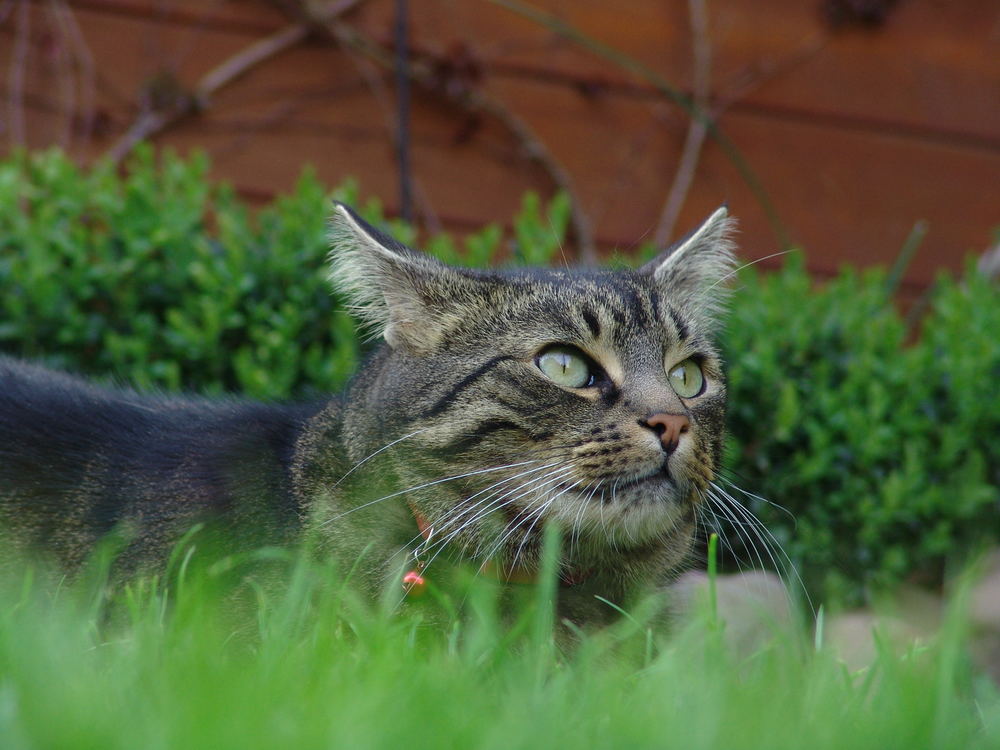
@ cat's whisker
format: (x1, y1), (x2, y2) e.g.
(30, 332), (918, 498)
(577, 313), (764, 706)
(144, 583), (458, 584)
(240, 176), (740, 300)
(411, 467), (573, 568)
(706, 481), (814, 616)
(705, 487), (770, 569)
(568, 480), (597, 561)
(701, 501), (754, 574)
(507, 497), (556, 576)
(453, 466), (579, 561)
(708, 487), (809, 613)
(429, 460), (577, 538)
(390, 460), (572, 562)
(466, 466), (582, 571)
(482, 497), (552, 578)
(709, 482), (792, 573)
(697, 489), (758, 568)
(722, 478), (798, 526)
(510, 478), (583, 574)
(704, 249), (796, 292)
(702, 488), (769, 575)
(599, 479), (622, 553)
(418, 464), (579, 575)
(320, 459), (543, 526)
(430, 460), (572, 537)
(328, 427), (431, 491)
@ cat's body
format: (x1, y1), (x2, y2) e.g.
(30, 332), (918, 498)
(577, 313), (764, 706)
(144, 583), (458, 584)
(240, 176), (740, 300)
(0, 356), (321, 570)
(0, 203), (736, 626)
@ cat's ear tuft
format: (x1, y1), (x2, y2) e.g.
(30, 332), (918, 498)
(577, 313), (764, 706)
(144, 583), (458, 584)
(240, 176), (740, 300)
(327, 202), (456, 353)
(639, 206), (737, 325)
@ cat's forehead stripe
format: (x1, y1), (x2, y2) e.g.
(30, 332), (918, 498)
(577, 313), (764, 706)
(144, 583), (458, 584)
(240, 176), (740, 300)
(581, 306), (601, 338)
(666, 305), (689, 342)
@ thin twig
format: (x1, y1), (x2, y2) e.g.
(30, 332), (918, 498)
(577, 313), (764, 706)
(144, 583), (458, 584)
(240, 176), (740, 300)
(715, 33), (829, 113)
(394, 0), (413, 223)
(0, 0), (16, 26)
(884, 219), (928, 297)
(105, 0), (367, 164)
(105, 22), (310, 164)
(490, 0), (790, 250)
(46, 0), (75, 149)
(979, 242), (1000, 282)
(6, 0), (29, 148)
(296, 11), (597, 262)
(53, 0), (97, 146)
(195, 23), (311, 106)
(653, 0), (711, 248)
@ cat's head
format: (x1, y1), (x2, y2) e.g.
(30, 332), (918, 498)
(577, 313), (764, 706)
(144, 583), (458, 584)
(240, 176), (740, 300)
(328, 202), (736, 576)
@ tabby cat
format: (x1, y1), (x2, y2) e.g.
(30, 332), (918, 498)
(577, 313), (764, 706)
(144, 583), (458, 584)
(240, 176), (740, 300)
(0, 202), (735, 626)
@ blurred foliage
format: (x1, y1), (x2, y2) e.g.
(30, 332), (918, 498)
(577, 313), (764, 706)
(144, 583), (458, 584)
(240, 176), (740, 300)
(1, 148), (997, 603)
(724, 258), (1000, 603)
(0, 147), (562, 398)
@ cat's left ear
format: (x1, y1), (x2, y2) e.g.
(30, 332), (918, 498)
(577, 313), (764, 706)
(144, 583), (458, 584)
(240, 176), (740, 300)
(327, 202), (475, 353)
(638, 206), (737, 325)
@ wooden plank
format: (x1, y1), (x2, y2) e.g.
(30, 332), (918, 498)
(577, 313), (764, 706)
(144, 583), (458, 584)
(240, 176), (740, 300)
(55, 0), (285, 34)
(486, 76), (999, 279)
(352, 0), (1000, 144)
(698, 112), (1000, 283)
(712, 0), (1000, 146)
(2, 0), (996, 289)
(186, 88), (999, 288)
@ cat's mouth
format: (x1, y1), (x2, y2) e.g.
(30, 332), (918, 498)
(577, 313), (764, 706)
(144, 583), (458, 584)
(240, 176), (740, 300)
(611, 465), (674, 491)
(532, 466), (691, 548)
(553, 463), (684, 505)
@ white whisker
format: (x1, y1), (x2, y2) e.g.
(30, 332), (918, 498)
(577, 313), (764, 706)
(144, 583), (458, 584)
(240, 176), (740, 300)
(704, 249), (796, 292)
(419, 464), (578, 576)
(321, 459), (542, 527)
(329, 427), (430, 491)
(510, 478), (582, 573)
(707, 480), (814, 616)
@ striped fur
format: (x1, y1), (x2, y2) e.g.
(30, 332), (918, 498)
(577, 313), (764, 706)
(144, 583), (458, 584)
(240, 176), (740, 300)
(0, 202), (736, 626)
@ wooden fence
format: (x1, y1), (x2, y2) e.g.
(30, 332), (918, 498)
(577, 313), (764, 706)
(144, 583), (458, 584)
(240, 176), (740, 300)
(2, 0), (998, 292)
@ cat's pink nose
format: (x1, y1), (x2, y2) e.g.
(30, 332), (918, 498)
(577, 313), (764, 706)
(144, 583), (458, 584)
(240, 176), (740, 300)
(642, 413), (690, 453)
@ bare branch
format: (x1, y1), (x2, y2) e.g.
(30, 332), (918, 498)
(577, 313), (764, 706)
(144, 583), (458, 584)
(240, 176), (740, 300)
(194, 23), (310, 106)
(490, 0), (790, 250)
(393, 0), (413, 223)
(654, 0), (711, 248)
(978, 242), (1000, 282)
(104, 22), (310, 164)
(104, 0), (370, 165)
(52, 0), (97, 146)
(296, 11), (597, 262)
(6, 0), (30, 148)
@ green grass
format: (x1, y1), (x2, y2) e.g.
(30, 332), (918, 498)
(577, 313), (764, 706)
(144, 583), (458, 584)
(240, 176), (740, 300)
(2, 537), (999, 750)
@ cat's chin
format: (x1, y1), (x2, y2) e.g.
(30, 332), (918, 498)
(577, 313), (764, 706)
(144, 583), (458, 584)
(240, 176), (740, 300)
(546, 474), (694, 547)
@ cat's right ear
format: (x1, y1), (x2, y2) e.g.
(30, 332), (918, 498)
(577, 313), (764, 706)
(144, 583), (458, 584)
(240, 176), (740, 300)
(638, 206), (737, 326)
(327, 202), (464, 353)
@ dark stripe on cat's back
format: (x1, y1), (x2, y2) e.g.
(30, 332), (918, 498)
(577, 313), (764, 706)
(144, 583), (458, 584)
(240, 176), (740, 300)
(422, 355), (513, 418)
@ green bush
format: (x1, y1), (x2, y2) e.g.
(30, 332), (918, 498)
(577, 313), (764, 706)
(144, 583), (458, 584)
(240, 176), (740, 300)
(724, 258), (1000, 602)
(0, 147), (567, 398)
(1, 148), (997, 603)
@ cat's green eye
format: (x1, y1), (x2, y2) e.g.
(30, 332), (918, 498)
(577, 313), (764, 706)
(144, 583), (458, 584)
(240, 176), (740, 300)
(668, 358), (705, 398)
(536, 346), (594, 388)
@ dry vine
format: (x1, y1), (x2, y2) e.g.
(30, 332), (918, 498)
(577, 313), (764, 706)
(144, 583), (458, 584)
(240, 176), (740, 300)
(653, 0), (711, 247)
(274, 0), (597, 263)
(106, 0), (364, 165)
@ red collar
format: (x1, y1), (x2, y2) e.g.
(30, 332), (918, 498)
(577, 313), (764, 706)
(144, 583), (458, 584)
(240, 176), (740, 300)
(404, 504), (590, 595)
